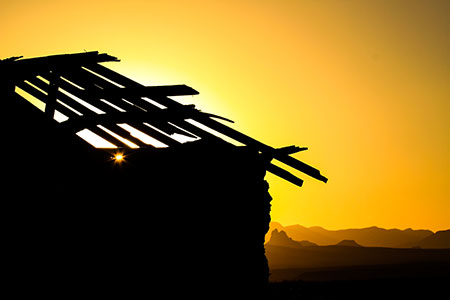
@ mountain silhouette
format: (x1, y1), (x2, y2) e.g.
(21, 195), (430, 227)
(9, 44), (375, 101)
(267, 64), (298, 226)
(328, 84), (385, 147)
(418, 229), (450, 249)
(335, 240), (362, 247)
(267, 222), (436, 248)
(266, 222), (334, 245)
(266, 232), (450, 283)
(266, 229), (450, 284)
(268, 229), (317, 248)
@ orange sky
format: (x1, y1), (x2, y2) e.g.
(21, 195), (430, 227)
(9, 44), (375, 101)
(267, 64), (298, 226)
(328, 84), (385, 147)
(1, 0), (449, 231)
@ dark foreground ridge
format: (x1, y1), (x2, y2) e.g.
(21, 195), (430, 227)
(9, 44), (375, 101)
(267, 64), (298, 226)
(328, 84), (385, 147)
(267, 275), (450, 300)
(1, 52), (326, 297)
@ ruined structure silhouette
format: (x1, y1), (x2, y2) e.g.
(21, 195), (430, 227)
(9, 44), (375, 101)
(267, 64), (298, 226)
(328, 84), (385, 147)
(1, 52), (326, 297)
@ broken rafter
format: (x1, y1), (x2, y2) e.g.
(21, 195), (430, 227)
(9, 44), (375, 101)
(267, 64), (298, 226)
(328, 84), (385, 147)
(275, 145), (308, 155)
(266, 163), (304, 187)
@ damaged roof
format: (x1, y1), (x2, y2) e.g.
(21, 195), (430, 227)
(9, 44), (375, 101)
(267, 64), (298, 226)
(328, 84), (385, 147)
(0, 51), (327, 187)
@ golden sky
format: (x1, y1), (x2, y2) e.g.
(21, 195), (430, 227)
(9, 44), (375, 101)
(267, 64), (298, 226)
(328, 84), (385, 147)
(2, 0), (449, 231)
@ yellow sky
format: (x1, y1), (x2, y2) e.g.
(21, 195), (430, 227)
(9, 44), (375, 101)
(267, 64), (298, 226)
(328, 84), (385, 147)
(2, 0), (449, 231)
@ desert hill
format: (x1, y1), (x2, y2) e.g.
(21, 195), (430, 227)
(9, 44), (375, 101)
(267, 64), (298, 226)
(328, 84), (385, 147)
(335, 240), (362, 247)
(268, 229), (318, 248)
(418, 229), (450, 249)
(268, 229), (361, 248)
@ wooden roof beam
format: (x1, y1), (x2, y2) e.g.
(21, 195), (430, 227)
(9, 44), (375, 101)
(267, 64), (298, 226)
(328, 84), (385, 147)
(9, 52), (119, 70)
(275, 145), (308, 155)
(100, 85), (199, 98)
(266, 163), (303, 188)
(190, 114), (328, 183)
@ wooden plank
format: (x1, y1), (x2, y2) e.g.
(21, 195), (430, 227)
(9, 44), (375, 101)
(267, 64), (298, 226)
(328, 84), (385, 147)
(15, 81), (48, 104)
(58, 68), (143, 114)
(149, 120), (198, 139)
(126, 94), (211, 138)
(60, 67), (201, 138)
(59, 110), (204, 144)
(15, 81), (75, 118)
(81, 64), (189, 115)
(64, 66), (123, 89)
(64, 67), (167, 114)
(82, 68), (198, 135)
(59, 109), (191, 133)
(126, 121), (181, 147)
(102, 124), (147, 148)
(161, 121), (199, 140)
(266, 163), (303, 188)
(0, 56), (23, 64)
(84, 63), (142, 88)
(273, 154), (328, 183)
(192, 113), (272, 151)
(60, 111), (145, 133)
(61, 71), (196, 143)
(169, 119), (230, 144)
(12, 52), (119, 72)
(7, 52), (119, 84)
(51, 68), (128, 115)
(190, 114), (328, 183)
(82, 64), (187, 136)
(45, 71), (58, 118)
(275, 146), (308, 155)
(57, 77), (118, 114)
(27, 76), (92, 116)
(143, 90), (328, 182)
(101, 85), (199, 98)
(35, 72), (100, 115)
(89, 126), (131, 149)
(25, 75), (50, 91)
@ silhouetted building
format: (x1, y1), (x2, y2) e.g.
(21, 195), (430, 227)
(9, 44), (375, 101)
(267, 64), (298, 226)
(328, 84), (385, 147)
(1, 52), (326, 297)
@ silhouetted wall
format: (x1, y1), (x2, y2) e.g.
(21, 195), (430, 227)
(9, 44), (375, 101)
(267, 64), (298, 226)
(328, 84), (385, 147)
(3, 92), (272, 297)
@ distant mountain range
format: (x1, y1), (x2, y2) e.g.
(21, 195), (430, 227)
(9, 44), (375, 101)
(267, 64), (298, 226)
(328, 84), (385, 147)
(417, 229), (450, 249)
(267, 229), (319, 248)
(268, 229), (364, 249)
(266, 222), (450, 248)
(265, 228), (450, 282)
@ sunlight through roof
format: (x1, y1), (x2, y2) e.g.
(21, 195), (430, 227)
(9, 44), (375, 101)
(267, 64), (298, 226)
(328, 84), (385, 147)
(185, 119), (245, 146)
(15, 87), (46, 112)
(97, 125), (139, 148)
(76, 128), (117, 148)
(118, 123), (168, 148)
(59, 89), (106, 114)
(53, 110), (69, 122)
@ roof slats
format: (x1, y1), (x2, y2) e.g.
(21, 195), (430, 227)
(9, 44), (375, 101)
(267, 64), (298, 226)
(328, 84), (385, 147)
(4, 51), (328, 187)
(128, 121), (181, 147)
